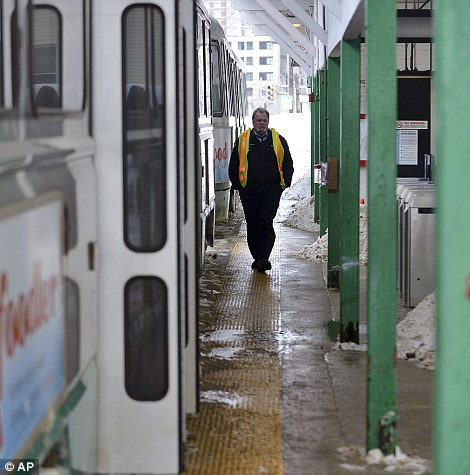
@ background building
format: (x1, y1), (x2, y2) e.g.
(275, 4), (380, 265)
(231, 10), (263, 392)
(205, 0), (309, 114)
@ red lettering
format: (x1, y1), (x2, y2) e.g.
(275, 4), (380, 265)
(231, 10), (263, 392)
(214, 143), (228, 162)
(0, 261), (59, 402)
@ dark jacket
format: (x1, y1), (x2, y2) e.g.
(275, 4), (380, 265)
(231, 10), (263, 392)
(228, 129), (294, 193)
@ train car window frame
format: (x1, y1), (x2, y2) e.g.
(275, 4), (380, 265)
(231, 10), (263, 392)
(29, 1), (87, 115)
(0, 0), (18, 111)
(122, 4), (167, 253)
(211, 42), (223, 116)
(1, 2), (5, 108)
(30, 4), (63, 113)
(196, 12), (204, 117)
(124, 276), (169, 401)
(203, 19), (211, 117)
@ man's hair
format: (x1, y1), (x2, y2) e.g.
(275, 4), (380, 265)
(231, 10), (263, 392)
(252, 107), (270, 121)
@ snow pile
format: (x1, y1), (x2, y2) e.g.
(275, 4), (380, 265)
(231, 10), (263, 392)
(333, 341), (367, 352)
(337, 446), (432, 474)
(396, 292), (435, 369)
(289, 204), (368, 263)
(358, 205), (368, 264)
(283, 170), (311, 200)
(282, 196), (319, 233)
(294, 229), (329, 260)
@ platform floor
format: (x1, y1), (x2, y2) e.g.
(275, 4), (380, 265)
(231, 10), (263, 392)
(183, 201), (433, 475)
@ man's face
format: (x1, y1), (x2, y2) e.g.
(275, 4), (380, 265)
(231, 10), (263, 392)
(252, 112), (269, 135)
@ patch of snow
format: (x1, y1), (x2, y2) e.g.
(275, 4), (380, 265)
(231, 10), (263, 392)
(396, 292), (435, 370)
(283, 170), (311, 201)
(333, 341), (367, 352)
(292, 229), (329, 260)
(282, 195), (319, 233)
(286, 199), (368, 264)
(337, 446), (432, 474)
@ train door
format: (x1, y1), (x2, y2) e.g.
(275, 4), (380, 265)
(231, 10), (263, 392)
(93, 1), (184, 473)
(180, 0), (199, 414)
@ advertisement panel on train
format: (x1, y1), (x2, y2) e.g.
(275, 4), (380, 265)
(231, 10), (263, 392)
(0, 195), (64, 459)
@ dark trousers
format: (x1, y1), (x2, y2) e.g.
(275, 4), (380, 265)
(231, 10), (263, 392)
(239, 189), (282, 262)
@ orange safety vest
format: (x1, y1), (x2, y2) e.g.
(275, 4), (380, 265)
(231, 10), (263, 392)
(237, 128), (286, 189)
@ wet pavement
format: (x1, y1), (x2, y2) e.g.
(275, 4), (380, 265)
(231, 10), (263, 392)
(184, 200), (433, 475)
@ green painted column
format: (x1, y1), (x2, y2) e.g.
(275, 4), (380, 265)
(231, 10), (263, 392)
(435, 2), (470, 474)
(313, 74), (320, 222)
(366, 0), (397, 454)
(319, 69), (328, 236)
(327, 57), (341, 289)
(339, 37), (361, 343)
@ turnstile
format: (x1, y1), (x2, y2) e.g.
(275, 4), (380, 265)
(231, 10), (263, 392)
(401, 188), (436, 307)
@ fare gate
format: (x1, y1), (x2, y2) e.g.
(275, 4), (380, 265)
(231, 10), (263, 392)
(397, 182), (436, 307)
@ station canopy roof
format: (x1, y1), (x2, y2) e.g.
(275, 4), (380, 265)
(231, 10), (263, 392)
(230, 0), (432, 76)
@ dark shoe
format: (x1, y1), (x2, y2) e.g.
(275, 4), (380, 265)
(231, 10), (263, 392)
(257, 259), (272, 272)
(251, 260), (260, 270)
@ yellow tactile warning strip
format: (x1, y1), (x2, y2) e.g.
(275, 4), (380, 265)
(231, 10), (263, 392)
(184, 221), (283, 475)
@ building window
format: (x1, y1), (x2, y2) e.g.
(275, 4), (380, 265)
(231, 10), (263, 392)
(259, 56), (273, 66)
(246, 57), (253, 66)
(247, 87), (253, 96)
(259, 72), (273, 81)
(259, 41), (273, 50)
(238, 41), (244, 50)
(247, 42), (253, 50)
(246, 72), (253, 81)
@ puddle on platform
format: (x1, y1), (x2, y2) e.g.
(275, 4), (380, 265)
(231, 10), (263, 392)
(200, 329), (246, 342)
(207, 347), (243, 359)
(200, 390), (245, 408)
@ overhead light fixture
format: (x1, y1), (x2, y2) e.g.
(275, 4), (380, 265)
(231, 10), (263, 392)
(293, 23), (301, 27)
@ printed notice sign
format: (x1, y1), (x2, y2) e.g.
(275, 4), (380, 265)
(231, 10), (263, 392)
(396, 120), (428, 129)
(396, 129), (418, 165)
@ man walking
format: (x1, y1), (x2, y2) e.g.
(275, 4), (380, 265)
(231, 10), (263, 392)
(229, 107), (294, 272)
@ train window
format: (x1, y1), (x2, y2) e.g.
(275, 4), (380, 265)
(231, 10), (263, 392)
(211, 43), (222, 116)
(124, 277), (168, 401)
(196, 14), (204, 116)
(1, 0), (17, 110)
(204, 21), (211, 117)
(0, 5), (3, 107)
(122, 5), (166, 252)
(31, 2), (85, 113)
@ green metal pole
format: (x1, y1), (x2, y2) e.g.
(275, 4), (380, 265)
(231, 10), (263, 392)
(319, 69), (328, 236)
(313, 73), (320, 222)
(435, 2), (470, 474)
(366, 0), (397, 454)
(339, 37), (361, 343)
(327, 57), (341, 289)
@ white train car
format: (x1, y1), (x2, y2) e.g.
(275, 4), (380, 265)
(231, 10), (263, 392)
(210, 16), (248, 221)
(0, 0), (217, 473)
(0, 0), (98, 466)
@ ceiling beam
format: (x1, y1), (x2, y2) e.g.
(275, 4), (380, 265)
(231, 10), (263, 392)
(279, 0), (327, 44)
(253, 0), (317, 57)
